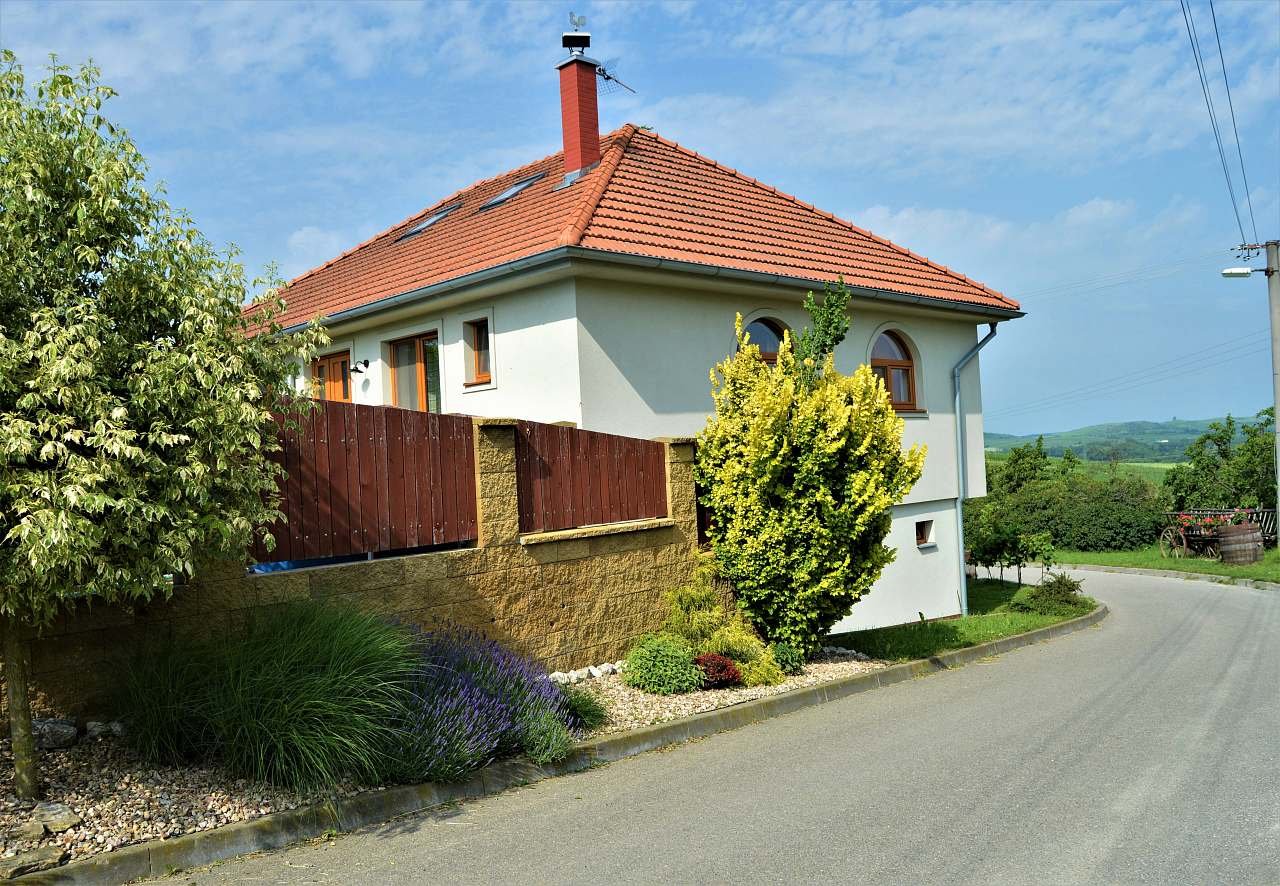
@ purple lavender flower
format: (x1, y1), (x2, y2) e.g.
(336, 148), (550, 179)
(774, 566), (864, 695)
(388, 625), (568, 783)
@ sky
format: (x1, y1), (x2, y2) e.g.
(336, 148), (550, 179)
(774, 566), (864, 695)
(4, 0), (1278, 436)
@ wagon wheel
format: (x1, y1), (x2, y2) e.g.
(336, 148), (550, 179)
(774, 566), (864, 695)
(1159, 526), (1187, 558)
(1200, 539), (1220, 560)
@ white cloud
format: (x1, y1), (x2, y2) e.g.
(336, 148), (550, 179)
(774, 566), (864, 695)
(632, 0), (1279, 177)
(283, 226), (351, 280)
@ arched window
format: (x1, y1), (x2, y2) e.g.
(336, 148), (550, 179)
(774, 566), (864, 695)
(870, 331), (916, 410)
(744, 317), (787, 364)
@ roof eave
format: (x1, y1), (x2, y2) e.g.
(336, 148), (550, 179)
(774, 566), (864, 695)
(280, 246), (1024, 335)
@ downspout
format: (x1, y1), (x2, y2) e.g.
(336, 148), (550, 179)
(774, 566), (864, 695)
(952, 322), (998, 616)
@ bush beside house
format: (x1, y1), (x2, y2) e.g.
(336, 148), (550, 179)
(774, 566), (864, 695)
(695, 286), (925, 654)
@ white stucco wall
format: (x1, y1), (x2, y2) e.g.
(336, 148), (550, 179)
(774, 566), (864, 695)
(829, 500), (962, 632)
(572, 277), (989, 503)
(310, 279), (584, 426)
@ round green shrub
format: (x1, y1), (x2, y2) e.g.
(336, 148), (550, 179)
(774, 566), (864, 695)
(622, 633), (702, 695)
(769, 642), (806, 676)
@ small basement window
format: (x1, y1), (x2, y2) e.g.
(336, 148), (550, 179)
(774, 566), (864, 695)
(480, 173), (545, 210)
(915, 520), (934, 547)
(397, 203), (461, 241)
(464, 318), (491, 386)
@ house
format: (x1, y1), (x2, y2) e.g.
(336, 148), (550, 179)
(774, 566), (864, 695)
(263, 31), (1023, 632)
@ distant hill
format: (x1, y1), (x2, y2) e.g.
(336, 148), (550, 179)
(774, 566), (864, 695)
(984, 417), (1243, 462)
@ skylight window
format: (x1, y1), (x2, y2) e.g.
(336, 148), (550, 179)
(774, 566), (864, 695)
(479, 173), (546, 210)
(397, 203), (461, 241)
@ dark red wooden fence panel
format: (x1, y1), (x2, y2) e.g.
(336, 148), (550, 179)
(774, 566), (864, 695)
(252, 402), (477, 563)
(515, 420), (667, 534)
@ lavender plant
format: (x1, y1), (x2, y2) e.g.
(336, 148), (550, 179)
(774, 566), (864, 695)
(388, 626), (572, 782)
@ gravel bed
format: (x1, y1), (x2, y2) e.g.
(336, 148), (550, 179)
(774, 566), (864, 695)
(0, 737), (363, 863)
(586, 654), (889, 734)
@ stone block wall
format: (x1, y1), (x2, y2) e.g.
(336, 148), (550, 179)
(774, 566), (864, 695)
(11, 421), (700, 719)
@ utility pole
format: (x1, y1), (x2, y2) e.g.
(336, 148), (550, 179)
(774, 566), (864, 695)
(1223, 239), (1280, 515)
(1268, 240), (1279, 519)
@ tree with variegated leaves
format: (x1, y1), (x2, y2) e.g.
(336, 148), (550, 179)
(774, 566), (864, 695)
(695, 284), (925, 653)
(0, 52), (325, 798)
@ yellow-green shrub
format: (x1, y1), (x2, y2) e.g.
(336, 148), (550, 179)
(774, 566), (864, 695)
(661, 559), (728, 645)
(696, 312), (925, 654)
(698, 620), (766, 664)
(739, 650), (785, 687)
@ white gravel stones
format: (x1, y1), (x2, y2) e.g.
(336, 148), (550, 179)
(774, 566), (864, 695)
(0, 734), (362, 866)
(581, 652), (888, 734)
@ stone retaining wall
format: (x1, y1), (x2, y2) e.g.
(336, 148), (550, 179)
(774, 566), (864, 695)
(9, 421), (700, 719)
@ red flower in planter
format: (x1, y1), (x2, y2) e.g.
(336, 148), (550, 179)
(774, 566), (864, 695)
(695, 653), (742, 689)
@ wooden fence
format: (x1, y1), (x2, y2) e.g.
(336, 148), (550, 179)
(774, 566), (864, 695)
(514, 420), (668, 534)
(252, 402), (477, 563)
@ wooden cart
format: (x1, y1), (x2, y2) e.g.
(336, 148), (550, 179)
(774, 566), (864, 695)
(1160, 509), (1277, 559)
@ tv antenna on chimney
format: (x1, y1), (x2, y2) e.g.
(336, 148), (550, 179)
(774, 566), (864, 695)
(596, 59), (636, 95)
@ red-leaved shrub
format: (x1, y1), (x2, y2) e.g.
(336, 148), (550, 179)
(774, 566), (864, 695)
(694, 653), (742, 689)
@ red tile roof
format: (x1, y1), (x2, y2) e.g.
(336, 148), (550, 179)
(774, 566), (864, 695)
(265, 124), (1018, 329)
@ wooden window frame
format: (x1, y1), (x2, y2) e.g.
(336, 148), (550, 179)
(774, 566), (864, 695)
(744, 317), (787, 365)
(310, 350), (352, 403)
(464, 318), (492, 387)
(389, 332), (439, 412)
(870, 331), (918, 412)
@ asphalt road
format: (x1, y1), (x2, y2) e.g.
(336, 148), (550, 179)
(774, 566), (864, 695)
(168, 570), (1280, 885)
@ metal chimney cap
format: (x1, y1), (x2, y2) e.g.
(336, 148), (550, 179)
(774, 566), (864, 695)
(562, 30), (591, 52)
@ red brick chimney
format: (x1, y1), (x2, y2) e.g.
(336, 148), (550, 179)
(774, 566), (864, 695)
(557, 30), (600, 176)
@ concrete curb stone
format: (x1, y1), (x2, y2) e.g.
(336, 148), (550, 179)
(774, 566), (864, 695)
(1057, 562), (1279, 591)
(16, 604), (1108, 884)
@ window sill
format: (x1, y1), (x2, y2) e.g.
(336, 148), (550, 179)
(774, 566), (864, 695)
(916, 542), (939, 551)
(462, 378), (494, 391)
(895, 408), (929, 418)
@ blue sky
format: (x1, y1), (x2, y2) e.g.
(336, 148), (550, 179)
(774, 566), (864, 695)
(5, 0), (1278, 435)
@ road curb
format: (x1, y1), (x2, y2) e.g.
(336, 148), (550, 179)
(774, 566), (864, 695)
(1058, 562), (1280, 591)
(17, 604), (1108, 884)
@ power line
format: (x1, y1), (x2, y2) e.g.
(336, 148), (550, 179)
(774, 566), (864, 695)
(1015, 249), (1231, 301)
(1179, 0), (1247, 245)
(987, 330), (1270, 421)
(1207, 0), (1259, 242)
(987, 344), (1270, 425)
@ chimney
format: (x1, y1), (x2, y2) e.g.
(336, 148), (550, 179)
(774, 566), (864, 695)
(557, 28), (600, 177)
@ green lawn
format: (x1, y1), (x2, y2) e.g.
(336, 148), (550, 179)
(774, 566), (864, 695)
(826, 579), (1095, 662)
(1057, 544), (1280, 584)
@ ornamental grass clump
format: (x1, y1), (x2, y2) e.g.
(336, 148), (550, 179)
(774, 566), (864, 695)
(387, 626), (572, 782)
(123, 603), (417, 791)
(560, 684), (609, 733)
(623, 633), (703, 695)
(696, 284), (925, 654)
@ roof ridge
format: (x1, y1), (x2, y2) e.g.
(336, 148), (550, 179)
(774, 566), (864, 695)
(556, 124), (638, 247)
(637, 129), (1019, 309)
(280, 139), (589, 292)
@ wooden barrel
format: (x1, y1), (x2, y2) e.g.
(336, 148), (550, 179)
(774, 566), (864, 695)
(1219, 523), (1264, 565)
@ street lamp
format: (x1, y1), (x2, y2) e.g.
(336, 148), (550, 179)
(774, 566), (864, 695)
(1221, 239), (1280, 518)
